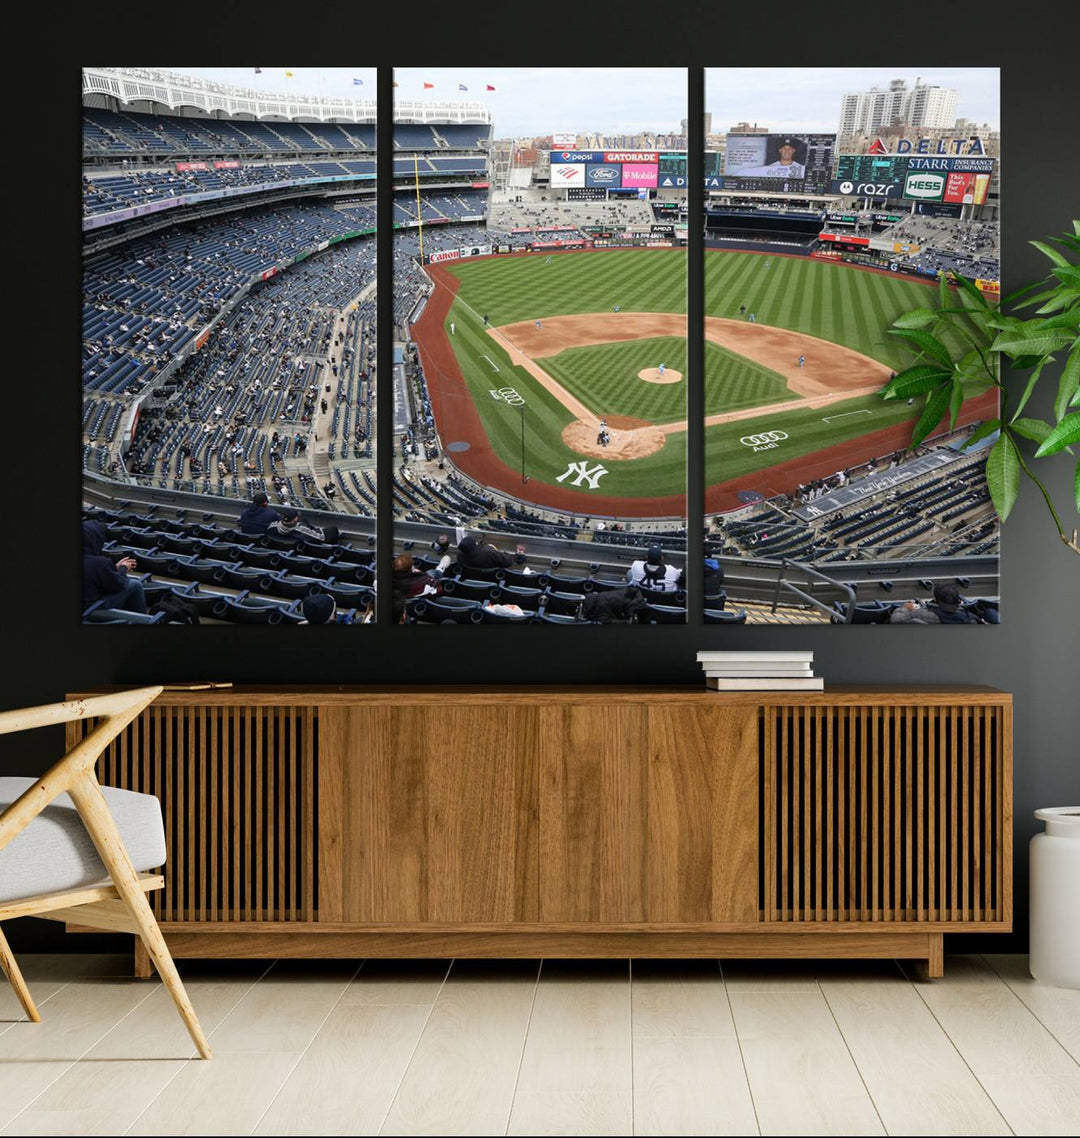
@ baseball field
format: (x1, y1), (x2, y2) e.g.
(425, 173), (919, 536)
(411, 248), (994, 516)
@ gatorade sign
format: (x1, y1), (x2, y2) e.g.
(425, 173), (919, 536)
(903, 172), (947, 202)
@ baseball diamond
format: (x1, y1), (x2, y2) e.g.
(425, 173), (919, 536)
(412, 248), (988, 515)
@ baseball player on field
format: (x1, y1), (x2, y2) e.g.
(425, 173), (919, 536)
(797, 354), (805, 368)
(658, 363), (666, 377)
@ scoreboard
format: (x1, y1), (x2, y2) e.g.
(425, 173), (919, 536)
(722, 133), (836, 193)
(832, 154), (996, 201)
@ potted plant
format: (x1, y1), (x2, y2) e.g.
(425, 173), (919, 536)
(878, 220), (1079, 555)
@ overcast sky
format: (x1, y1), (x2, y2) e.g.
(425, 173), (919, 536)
(160, 67), (998, 137)
(706, 68), (1000, 133)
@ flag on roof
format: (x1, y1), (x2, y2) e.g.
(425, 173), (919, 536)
(423, 82), (434, 89)
(458, 84), (468, 91)
(254, 67), (262, 75)
(353, 78), (363, 86)
(486, 84), (496, 91)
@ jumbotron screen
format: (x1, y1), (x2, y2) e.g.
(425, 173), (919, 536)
(722, 133), (836, 193)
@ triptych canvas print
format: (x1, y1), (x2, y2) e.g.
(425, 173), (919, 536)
(82, 65), (1001, 626)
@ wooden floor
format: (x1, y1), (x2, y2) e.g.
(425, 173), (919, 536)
(1, 953), (1077, 1135)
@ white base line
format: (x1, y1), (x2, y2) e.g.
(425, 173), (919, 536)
(822, 408), (873, 423)
(481, 355), (500, 373)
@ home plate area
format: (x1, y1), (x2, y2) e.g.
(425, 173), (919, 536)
(561, 416), (667, 461)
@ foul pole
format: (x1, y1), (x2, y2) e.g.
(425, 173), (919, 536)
(414, 154), (424, 264)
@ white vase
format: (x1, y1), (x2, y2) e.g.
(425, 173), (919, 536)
(1029, 807), (1080, 989)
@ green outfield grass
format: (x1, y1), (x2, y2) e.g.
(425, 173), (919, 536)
(705, 250), (942, 371)
(541, 338), (798, 424)
(431, 249), (937, 503)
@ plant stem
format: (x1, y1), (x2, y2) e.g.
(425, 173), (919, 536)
(1009, 432), (1080, 556)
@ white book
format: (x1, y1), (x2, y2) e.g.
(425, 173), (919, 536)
(706, 677), (824, 691)
(702, 661), (812, 673)
(697, 650), (814, 663)
(705, 668), (814, 678)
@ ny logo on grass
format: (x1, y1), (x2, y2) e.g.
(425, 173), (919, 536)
(556, 461), (609, 489)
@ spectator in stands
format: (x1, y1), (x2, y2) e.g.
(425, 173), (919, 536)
(890, 601), (941, 624)
(928, 582), (977, 624)
(703, 557), (725, 596)
(627, 546), (682, 593)
(82, 520), (147, 615)
(457, 534), (519, 572)
(392, 552), (448, 600)
(269, 508), (339, 545)
(238, 491), (280, 535)
(300, 594), (336, 625)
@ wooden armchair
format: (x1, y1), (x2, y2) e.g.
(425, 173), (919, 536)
(0, 687), (211, 1059)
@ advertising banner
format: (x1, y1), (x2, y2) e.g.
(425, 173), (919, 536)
(459, 245), (492, 258)
(213, 160), (241, 170)
(830, 178), (901, 198)
(818, 232), (870, 247)
(651, 223), (676, 235)
(260, 267), (279, 281)
(550, 150), (601, 163)
(470, 181), (490, 189)
(176, 161), (208, 172)
(704, 176), (723, 189)
(916, 201), (963, 218)
(657, 174), (687, 188)
(893, 241), (920, 254)
(428, 249), (461, 264)
(906, 155), (995, 174)
(586, 164), (622, 188)
(552, 132), (577, 149)
(975, 279), (1001, 295)
(531, 239), (592, 249)
(621, 163), (658, 188)
(551, 163), (586, 187)
(566, 187), (608, 201)
(604, 151), (657, 163)
(943, 171), (977, 204)
(903, 171), (948, 202)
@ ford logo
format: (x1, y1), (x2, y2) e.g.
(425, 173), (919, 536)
(590, 168), (618, 183)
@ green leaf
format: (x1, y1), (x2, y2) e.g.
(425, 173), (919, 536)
(991, 329), (1073, 357)
(1057, 348), (1080, 422)
(1010, 417), (1053, 444)
(952, 273), (991, 309)
(1010, 359), (1048, 422)
(910, 383), (952, 449)
(1075, 458), (1080, 515)
(986, 434), (1020, 521)
(1031, 240), (1070, 267)
(1052, 265), (1080, 289)
(888, 328), (956, 369)
(962, 419), (1001, 449)
(880, 364), (952, 400)
(893, 307), (940, 329)
(938, 271), (951, 313)
(1035, 290), (1080, 315)
(948, 378), (965, 431)
(1034, 412), (1080, 458)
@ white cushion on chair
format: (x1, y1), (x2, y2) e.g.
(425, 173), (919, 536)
(0, 777), (167, 904)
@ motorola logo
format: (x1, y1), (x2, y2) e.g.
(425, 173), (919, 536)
(840, 181), (854, 194)
(740, 430), (789, 451)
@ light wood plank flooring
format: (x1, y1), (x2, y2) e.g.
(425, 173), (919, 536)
(1, 954), (1077, 1136)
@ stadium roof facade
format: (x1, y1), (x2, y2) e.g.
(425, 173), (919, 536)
(82, 66), (377, 124)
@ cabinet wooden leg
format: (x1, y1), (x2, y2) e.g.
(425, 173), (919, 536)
(927, 933), (944, 979)
(134, 937), (151, 979)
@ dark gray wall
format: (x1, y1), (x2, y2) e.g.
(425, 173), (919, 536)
(4, 21), (1078, 954)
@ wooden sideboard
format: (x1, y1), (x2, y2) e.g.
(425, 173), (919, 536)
(66, 686), (1012, 977)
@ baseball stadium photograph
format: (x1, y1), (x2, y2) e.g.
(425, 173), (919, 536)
(80, 65), (1001, 627)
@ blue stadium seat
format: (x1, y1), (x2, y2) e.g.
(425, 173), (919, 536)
(704, 608), (748, 624)
(443, 578), (500, 602)
(409, 596), (482, 624)
(641, 603), (687, 624)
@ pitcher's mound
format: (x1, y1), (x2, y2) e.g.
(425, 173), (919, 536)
(561, 418), (667, 461)
(639, 367), (682, 385)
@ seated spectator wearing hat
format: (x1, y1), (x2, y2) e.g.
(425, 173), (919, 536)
(268, 508), (339, 545)
(82, 520), (147, 615)
(300, 594), (336, 625)
(238, 491), (281, 536)
(927, 582), (977, 624)
(627, 545), (682, 593)
(456, 534), (518, 572)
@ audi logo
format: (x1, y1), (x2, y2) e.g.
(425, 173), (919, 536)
(739, 430), (789, 446)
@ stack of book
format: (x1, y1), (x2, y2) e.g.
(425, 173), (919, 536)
(697, 650), (823, 691)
